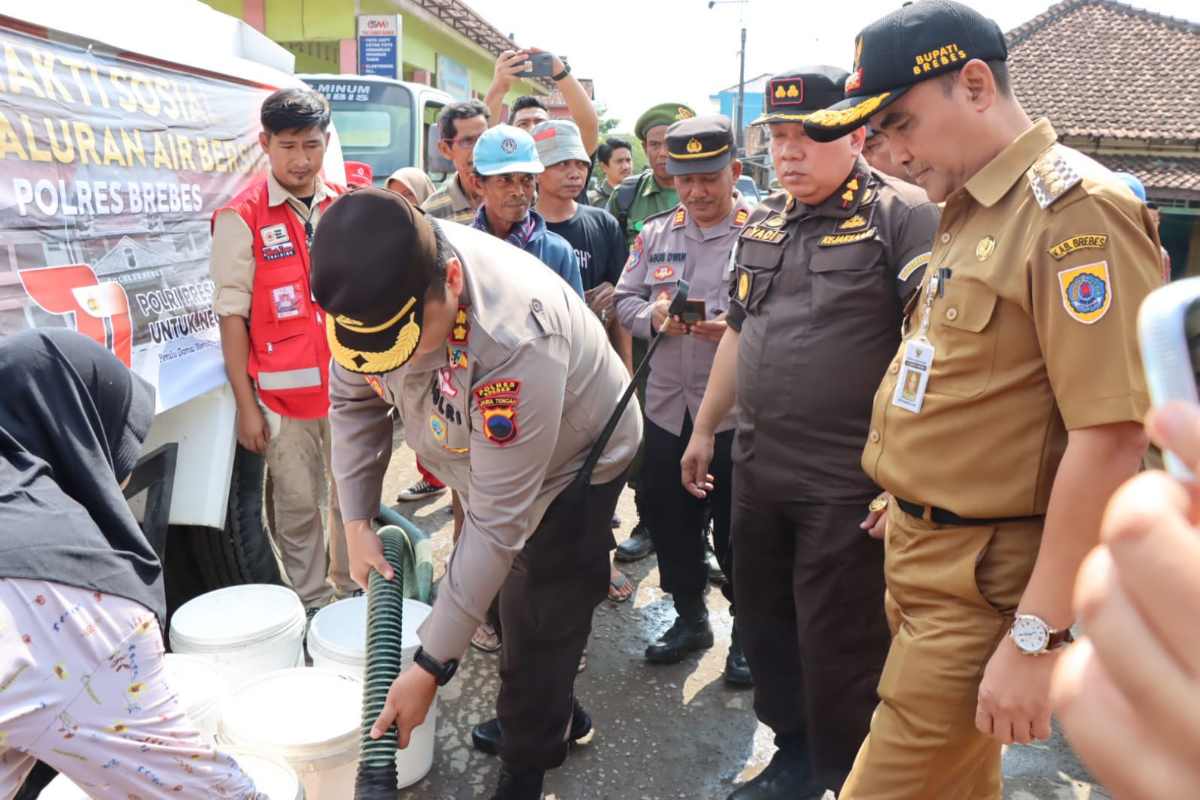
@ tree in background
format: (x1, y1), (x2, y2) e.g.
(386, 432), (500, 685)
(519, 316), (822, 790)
(592, 105), (648, 179)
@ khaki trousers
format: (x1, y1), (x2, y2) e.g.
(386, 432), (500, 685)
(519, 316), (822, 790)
(262, 409), (353, 607)
(839, 505), (1041, 800)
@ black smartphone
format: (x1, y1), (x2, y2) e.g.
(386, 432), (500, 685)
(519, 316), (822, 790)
(680, 299), (707, 326)
(516, 52), (556, 78)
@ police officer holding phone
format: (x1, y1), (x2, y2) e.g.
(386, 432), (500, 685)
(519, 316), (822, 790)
(615, 115), (753, 684)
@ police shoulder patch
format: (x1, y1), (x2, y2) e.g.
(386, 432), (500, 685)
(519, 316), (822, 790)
(475, 379), (521, 446)
(1058, 261), (1112, 324)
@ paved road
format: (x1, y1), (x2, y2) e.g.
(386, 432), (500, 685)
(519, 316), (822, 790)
(379, 439), (1109, 800)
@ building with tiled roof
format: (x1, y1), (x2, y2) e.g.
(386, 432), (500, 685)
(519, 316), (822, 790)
(1008, 0), (1200, 275)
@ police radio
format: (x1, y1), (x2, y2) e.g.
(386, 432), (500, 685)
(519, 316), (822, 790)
(1138, 276), (1200, 478)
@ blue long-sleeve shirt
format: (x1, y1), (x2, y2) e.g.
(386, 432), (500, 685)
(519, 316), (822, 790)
(472, 207), (583, 298)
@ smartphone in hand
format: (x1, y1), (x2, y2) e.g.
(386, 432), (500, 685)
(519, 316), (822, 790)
(516, 52), (556, 78)
(1138, 277), (1200, 477)
(680, 299), (707, 326)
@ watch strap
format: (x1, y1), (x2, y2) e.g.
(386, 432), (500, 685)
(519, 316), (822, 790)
(552, 63), (571, 81)
(1047, 627), (1075, 651)
(414, 646), (458, 685)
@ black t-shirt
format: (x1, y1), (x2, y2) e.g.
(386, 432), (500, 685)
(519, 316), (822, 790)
(545, 204), (628, 292)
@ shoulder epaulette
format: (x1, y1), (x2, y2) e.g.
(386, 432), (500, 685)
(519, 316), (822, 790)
(1026, 146), (1082, 210)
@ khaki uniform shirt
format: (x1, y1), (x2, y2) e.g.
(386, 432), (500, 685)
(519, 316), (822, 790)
(329, 222), (642, 663)
(729, 159), (940, 503)
(422, 173), (477, 224)
(863, 120), (1160, 518)
(606, 170), (680, 246)
(614, 195), (754, 436)
(210, 171), (339, 318)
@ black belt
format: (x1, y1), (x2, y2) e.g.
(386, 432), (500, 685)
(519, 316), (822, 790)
(893, 498), (1042, 527)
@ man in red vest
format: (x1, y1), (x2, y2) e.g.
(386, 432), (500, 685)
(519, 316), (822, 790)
(210, 88), (352, 611)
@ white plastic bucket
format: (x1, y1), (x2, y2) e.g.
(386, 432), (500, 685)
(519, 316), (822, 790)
(306, 597), (436, 788)
(162, 653), (227, 744)
(221, 667), (360, 800)
(38, 751), (304, 799)
(169, 584), (305, 685)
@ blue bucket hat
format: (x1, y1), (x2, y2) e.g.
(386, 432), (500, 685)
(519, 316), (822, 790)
(473, 124), (544, 176)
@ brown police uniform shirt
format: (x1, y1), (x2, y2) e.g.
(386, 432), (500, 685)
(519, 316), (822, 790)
(328, 221), (641, 663)
(210, 171), (339, 318)
(728, 158), (940, 503)
(614, 196), (753, 436)
(862, 120), (1160, 519)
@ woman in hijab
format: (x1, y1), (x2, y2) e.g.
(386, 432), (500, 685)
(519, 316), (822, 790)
(385, 166), (436, 206)
(0, 329), (263, 799)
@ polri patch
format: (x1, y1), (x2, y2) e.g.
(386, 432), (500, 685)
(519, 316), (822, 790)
(1058, 261), (1112, 324)
(475, 379), (521, 446)
(819, 228), (876, 247)
(653, 265), (675, 281)
(1049, 234), (1107, 260)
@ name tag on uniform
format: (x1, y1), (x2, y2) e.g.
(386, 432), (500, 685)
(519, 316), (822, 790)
(892, 340), (934, 414)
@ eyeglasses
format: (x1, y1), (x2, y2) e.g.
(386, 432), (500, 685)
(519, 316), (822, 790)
(449, 135), (481, 150)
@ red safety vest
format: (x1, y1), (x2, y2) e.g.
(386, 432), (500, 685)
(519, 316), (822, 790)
(215, 178), (344, 419)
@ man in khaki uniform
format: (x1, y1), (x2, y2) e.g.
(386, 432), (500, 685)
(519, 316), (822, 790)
(615, 116), (753, 683)
(313, 189), (640, 800)
(681, 67), (939, 800)
(802, 2), (1160, 797)
(210, 88), (353, 608)
(424, 100), (489, 224)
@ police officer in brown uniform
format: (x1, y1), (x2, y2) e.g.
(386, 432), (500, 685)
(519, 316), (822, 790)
(615, 116), (753, 683)
(801, 3), (1160, 797)
(681, 67), (940, 799)
(313, 188), (641, 800)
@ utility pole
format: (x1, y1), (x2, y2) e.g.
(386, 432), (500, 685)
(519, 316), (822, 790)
(709, 0), (750, 153)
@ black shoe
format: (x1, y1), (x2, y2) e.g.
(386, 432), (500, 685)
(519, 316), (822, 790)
(614, 522), (655, 562)
(727, 747), (822, 800)
(490, 764), (544, 800)
(472, 700), (593, 756)
(645, 613), (714, 664)
(724, 628), (753, 687)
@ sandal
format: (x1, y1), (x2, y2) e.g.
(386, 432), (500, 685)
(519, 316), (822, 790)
(470, 623), (502, 653)
(608, 570), (634, 603)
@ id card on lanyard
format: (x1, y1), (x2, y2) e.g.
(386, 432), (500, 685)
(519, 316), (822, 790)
(892, 267), (948, 414)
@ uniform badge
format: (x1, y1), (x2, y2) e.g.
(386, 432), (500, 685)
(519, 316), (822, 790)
(976, 236), (996, 261)
(1058, 261), (1112, 324)
(448, 346), (468, 370)
(736, 269), (753, 303)
(762, 215), (786, 228)
(430, 414), (449, 444)
(475, 379), (521, 446)
(364, 375), (386, 400)
(840, 177), (861, 209)
(1026, 149), (1082, 209)
(898, 252), (931, 282)
(449, 306), (470, 344)
(672, 208), (687, 228)
(734, 209), (749, 227)
(437, 367), (458, 398)
(625, 235), (644, 272)
(819, 228), (876, 247)
(840, 214), (868, 231)
(271, 284), (302, 320)
(653, 265), (675, 281)
(260, 224), (290, 246)
(1049, 234), (1107, 260)
(741, 225), (788, 245)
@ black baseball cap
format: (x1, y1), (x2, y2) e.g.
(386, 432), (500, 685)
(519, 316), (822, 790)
(804, 0), (1007, 142)
(666, 115), (735, 176)
(311, 187), (440, 375)
(752, 66), (850, 125)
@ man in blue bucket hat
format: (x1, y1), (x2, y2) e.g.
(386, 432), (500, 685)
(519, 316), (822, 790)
(471, 124), (583, 297)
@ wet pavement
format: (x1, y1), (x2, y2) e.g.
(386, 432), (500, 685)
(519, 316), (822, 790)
(379, 441), (1110, 800)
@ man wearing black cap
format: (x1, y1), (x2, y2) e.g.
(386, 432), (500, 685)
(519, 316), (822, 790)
(802, 3), (1160, 798)
(315, 188), (641, 800)
(614, 115), (753, 683)
(680, 66), (939, 799)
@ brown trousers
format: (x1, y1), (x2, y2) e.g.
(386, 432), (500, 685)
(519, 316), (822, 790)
(732, 464), (891, 792)
(839, 505), (1042, 800)
(495, 472), (625, 771)
(262, 410), (354, 607)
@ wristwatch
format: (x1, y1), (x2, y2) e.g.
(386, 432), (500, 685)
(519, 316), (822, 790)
(1009, 614), (1074, 655)
(414, 646), (459, 685)
(551, 61), (571, 81)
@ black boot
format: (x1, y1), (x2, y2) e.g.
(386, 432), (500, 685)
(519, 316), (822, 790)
(472, 698), (593, 756)
(615, 521), (655, 562)
(645, 597), (713, 664)
(490, 764), (544, 800)
(724, 625), (753, 687)
(727, 737), (823, 800)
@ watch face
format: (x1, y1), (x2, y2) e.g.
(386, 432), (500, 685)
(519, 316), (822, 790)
(1012, 615), (1050, 653)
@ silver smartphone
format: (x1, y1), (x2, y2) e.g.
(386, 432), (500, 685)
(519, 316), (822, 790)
(1137, 277), (1200, 477)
